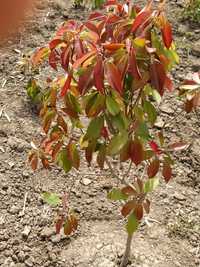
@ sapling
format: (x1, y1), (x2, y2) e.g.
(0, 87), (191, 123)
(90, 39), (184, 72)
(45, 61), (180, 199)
(27, 0), (198, 265)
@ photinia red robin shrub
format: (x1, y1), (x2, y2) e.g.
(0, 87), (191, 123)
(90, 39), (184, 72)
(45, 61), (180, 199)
(27, 0), (192, 265)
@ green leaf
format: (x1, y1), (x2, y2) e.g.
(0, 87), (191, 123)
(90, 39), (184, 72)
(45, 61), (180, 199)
(57, 149), (72, 173)
(42, 192), (61, 207)
(126, 213), (139, 235)
(136, 122), (151, 140)
(152, 89), (161, 104)
(143, 101), (157, 125)
(112, 113), (129, 132)
(144, 177), (159, 193)
(107, 188), (128, 201)
(85, 116), (104, 140)
(107, 131), (128, 155)
(26, 79), (41, 103)
(106, 96), (120, 116)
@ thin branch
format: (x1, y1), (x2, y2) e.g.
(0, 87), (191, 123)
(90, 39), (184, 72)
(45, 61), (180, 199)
(106, 158), (130, 186)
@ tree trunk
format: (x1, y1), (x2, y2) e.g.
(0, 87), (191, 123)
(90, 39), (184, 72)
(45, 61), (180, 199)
(120, 233), (133, 267)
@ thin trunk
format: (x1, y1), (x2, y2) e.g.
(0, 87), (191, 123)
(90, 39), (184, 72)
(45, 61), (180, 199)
(120, 233), (133, 267)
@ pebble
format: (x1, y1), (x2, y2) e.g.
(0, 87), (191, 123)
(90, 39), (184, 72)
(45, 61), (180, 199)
(81, 178), (92, 186)
(18, 251), (26, 262)
(40, 227), (55, 238)
(10, 205), (20, 215)
(22, 226), (31, 238)
(191, 41), (200, 57)
(173, 192), (186, 201)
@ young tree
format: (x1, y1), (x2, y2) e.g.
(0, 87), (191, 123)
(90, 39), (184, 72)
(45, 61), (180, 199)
(27, 0), (198, 265)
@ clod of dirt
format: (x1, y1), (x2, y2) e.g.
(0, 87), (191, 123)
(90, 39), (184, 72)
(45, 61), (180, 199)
(22, 226), (31, 239)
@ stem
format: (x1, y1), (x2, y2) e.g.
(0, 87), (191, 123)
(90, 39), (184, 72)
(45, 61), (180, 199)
(120, 233), (133, 267)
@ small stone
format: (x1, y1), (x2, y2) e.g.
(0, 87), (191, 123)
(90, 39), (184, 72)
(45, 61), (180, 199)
(155, 117), (164, 129)
(50, 235), (61, 244)
(160, 104), (174, 114)
(25, 258), (33, 267)
(191, 41), (200, 57)
(40, 227), (55, 238)
(10, 205), (20, 215)
(173, 192), (186, 201)
(18, 251), (26, 262)
(22, 226), (31, 238)
(81, 178), (92, 186)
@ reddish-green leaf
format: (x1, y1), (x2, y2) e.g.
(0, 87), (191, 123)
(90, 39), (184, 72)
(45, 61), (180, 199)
(49, 50), (59, 70)
(121, 186), (137, 196)
(49, 39), (62, 50)
(106, 62), (123, 95)
(67, 142), (80, 170)
(161, 20), (173, 49)
(55, 216), (64, 234)
(162, 159), (172, 183)
(73, 50), (96, 69)
(57, 115), (68, 133)
(60, 74), (72, 97)
(134, 204), (143, 220)
(129, 139), (144, 166)
(61, 46), (70, 71)
(103, 43), (125, 51)
(150, 61), (166, 96)
(147, 158), (160, 178)
(131, 10), (151, 33)
(129, 48), (141, 80)
(94, 57), (104, 93)
(121, 200), (136, 217)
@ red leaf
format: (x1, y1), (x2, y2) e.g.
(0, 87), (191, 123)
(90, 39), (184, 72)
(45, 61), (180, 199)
(60, 74), (72, 97)
(102, 43), (125, 51)
(30, 153), (38, 171)
(55, 216), (64, 234)
(74, 38), (84, 59)
(89, 12), (105, 21)
(94, 57), (104, 93)
(73, 50), (96, 69)
(131, 11), (151, 33)
(161, 20), (173, 49)
(78, 67), (93, 95)
(150, 60), (166, 96)
(85, 21), (99, 35)
(129, 139), (144, 166)
(49, 50), (59, 70)
(121, 186), (137, 196)
(106, 62), (123, 95)
(129, 48), (141, 80)
(149, 141), (161, 155)
(104, 0), (117, 6)
(61, 46), (70, 71)
(101, 126), (109, 139)
(162, 159), (172, 183)
(49, 39), (62, 50)
(147, 158), (160, 178)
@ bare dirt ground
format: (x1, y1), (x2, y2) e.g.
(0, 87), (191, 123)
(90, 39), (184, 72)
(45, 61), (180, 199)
(0, 1), (199, 266)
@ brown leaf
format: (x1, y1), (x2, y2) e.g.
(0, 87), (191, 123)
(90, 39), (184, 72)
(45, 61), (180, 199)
(162, 159), (172, 183)
(121, 200), (136, 217)
(134, 204), (143, 220)
(147, 158), (160, 178)
(129, 139), (144, 166)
